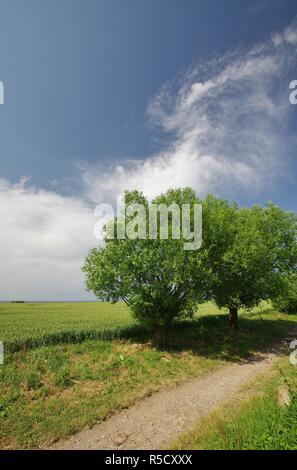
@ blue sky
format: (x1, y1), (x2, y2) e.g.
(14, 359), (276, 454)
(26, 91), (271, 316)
(0, 0), (297, 299)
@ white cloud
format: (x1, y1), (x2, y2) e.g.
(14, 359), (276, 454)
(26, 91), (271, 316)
(272, 20), (297, 46)
(284, 26), (297, 45)
(82, 22), (297, 204)
(1, 20), (297, 300)
(0, 179), (96, 300)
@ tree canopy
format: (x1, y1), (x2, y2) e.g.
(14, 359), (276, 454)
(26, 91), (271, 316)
(83, 188), (209, 345)
(272, 274), (297, 314)
(206, 199), (297, 329)
(83, 188), (297, 339)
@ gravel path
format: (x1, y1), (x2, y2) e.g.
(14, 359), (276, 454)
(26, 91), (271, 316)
(49, 333), (296, 450)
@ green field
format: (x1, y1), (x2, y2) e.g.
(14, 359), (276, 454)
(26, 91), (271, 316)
(0, 302), (135, 352)
(1, 301), (297, 449)
(0, 301), (225, 353)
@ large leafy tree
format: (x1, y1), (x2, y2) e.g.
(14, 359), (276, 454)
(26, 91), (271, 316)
(206, 199), (297, 330)
(83, 188), (209, 345)
(272, 274), (297, 314)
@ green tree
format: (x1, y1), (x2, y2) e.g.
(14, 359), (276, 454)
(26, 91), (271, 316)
(272, 274), (297, 314)
(206, 200), (297, 330)
(83, 188), (209, 346)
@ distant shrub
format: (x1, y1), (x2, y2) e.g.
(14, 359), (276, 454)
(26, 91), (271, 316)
(11, 300), (25, 303)
(272, 274), (297, 314)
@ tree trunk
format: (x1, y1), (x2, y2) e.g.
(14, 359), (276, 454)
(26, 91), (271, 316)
(153, 324), (171, 348)
(229, 306), (239, 331)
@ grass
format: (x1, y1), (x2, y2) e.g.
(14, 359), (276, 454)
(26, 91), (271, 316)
(0, 302), (136, 352)
(0, 301), (297, 449)
(0, 338), (221, 449)
(0, 301), (227, 353)
(172, 357), (297, 450)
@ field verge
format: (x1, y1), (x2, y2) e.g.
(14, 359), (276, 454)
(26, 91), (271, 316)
(172, 357), (297, 450)
(1, 302), (297, 449)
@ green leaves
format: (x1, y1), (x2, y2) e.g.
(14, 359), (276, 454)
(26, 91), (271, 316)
(83, 189), (207, 333)
(83, 188), (297, 334)
(272, 274), (297, 314)
(207, 200), (297, 314)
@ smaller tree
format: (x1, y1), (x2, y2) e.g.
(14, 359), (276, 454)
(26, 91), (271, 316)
(205, 200), (297, 330)
(272, 274), (297, 314)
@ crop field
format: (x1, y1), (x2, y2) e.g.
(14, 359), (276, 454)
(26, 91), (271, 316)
(0, 302), (136, 352)
(0, 301), (224, 353)
(1, 301), (297, 449)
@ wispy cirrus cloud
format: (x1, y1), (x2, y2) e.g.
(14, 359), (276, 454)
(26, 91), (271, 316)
(272, 21), (297, 46)
(1, 20), (297, 299)
(83, 20), (297, 203)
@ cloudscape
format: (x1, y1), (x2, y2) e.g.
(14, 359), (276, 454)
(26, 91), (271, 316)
(0, 1), (297, 300)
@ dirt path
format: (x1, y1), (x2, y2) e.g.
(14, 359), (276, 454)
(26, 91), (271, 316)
(49, 333), (296, 450)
